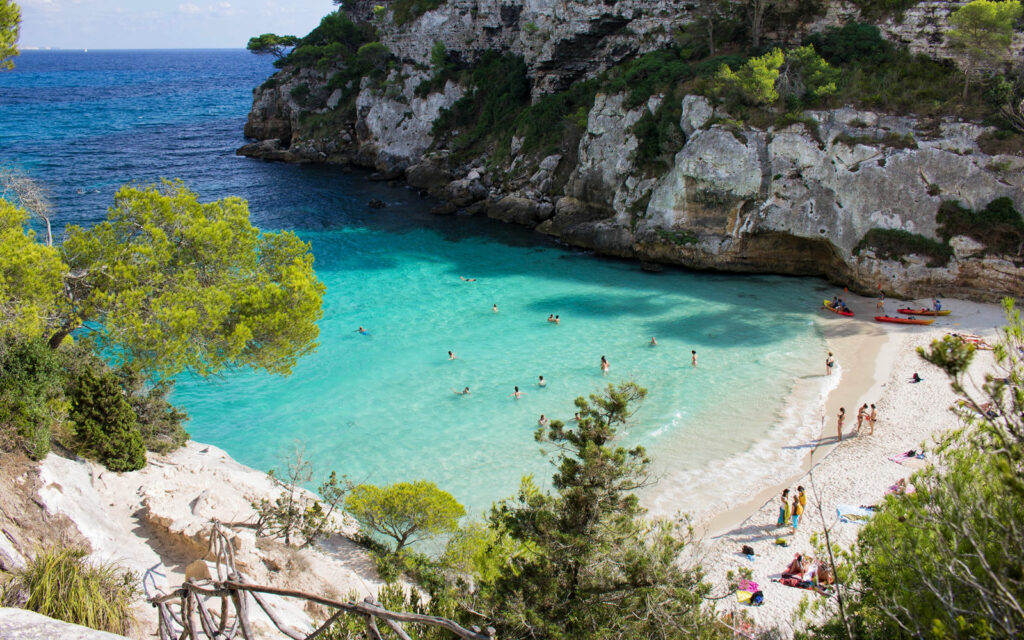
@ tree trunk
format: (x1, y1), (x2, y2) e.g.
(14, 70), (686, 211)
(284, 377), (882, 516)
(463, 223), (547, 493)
(48, 325), (73, 349)
(707, 20), (716, 56)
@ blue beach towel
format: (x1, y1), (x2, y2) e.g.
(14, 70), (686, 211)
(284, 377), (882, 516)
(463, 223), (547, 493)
(836, 504), (875, 524)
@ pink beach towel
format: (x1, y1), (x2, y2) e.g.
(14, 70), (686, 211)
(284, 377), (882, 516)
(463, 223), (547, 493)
(739, 579), (759, 592)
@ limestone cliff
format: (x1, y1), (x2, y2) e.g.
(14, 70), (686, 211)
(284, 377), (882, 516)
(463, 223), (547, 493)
(239, 1), (1024, 300)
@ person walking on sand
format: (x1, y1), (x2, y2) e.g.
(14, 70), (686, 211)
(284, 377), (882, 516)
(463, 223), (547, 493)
(777, 488), (791, 528)
(601, 355), (610, 373)
(869, 403), (877, 435)
(837, 407), (846, 441)
(876, 291), (886, 313)
(856, 403), (868, 433)
(826, 352), (835, 376)
(691, 350), (698, 367)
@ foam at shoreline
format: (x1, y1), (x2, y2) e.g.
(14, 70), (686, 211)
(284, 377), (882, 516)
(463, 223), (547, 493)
(642, 361), (841, 523)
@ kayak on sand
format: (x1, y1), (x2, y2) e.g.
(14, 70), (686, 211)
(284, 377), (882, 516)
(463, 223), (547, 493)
(897, 308), (951, 316)
(875, 315), (935, 326)
(823, 299), (854, 317)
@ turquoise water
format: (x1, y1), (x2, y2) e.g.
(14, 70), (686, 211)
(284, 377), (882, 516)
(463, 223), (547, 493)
(2, 51), (830, 517)
(174, 223), (826, 515)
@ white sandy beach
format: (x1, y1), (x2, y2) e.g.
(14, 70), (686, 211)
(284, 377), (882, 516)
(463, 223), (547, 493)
(694, 294), (1008, 635)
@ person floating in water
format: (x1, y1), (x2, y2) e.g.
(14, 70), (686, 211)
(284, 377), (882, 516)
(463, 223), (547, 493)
(452, 386), (471, 395)
(547, 314), (555, 323)
(448, 351), (457, 360)
(493, 303), (498, 313)
(510, 386), (524, 399)
(538, 414), (549, 427)
(650, 336), (657, 346)
(600, 356), (609, 373)
(355, 326), (369, 335)
(460, 276), (477, 282)
(691, 350), (698, 367)
(554, 315), (560, 325)
(538, 375), (547, 387)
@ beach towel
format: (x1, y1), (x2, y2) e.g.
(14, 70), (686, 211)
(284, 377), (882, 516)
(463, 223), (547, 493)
(837, 504), (875, 524)
(888, 450), (926, 465)
(739, 579), (759, 592)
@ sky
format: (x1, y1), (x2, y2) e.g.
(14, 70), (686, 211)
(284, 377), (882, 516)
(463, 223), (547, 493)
(17, 0), (334, 49)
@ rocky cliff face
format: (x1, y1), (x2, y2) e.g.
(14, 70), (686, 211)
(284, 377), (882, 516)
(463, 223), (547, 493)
(239, 2), (1024, 300)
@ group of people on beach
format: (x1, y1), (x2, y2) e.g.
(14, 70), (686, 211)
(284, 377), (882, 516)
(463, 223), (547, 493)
(777, 486), (806, 532)
(827, 350), (878, 442)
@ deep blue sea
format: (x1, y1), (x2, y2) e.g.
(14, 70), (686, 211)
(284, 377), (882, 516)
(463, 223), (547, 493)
(0, 50), (833, 518)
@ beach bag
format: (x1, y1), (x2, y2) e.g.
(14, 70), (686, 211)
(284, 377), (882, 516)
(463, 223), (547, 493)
(736, 590), (752, 603)
(750, 590), (764, 606)
(741, 545), (755, 556)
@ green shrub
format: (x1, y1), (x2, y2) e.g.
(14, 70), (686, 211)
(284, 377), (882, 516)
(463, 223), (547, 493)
(632, 97), (686, 175)
(115, 365), (189, 454)
(854, 228), (953, 266)
(835, 131), (918, 149)
(656, 229), (698, 244)
(848, 0), (921, 20)
(937, 197), (1024, 258)
(512, 78), (598, 156)
(0, 336), (66, 460)
(804, 23), (893, 66)
(279, 11), (377, 69)
(1, 547), (138, 636)
(432, 51), (530, 162)
(69, 368), (146, 472)
(391, 0), (445, 25)
(600, 48), (694, 109)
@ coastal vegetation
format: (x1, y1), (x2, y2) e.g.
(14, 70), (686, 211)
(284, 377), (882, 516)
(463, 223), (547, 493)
(853, 196), (1024, 266)
(0, 179), (325, 468)
(0, 0), (18, 70)
(0, 547), (138, 636)
(346, 480), (465, 554)
(808, 300), (1024, 639)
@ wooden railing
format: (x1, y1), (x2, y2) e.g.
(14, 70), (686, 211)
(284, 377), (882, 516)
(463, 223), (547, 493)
(148, 522), (495, 640)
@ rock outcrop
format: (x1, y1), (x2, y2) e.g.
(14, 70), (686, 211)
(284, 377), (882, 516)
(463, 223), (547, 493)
(239, 1), (1024, 300)
(0, 609), (130, 640)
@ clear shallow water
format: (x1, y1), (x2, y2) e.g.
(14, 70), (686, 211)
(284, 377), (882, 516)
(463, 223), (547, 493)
(1, 51), (832, 516)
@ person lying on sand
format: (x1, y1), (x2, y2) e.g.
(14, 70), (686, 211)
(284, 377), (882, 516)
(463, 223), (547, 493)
(910, 372), (923, 383)
(784, 553), (806, 578)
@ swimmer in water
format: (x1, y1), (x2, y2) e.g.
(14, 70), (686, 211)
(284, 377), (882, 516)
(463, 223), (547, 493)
(692, 350), (698, 367)
(448, 351), (457, 360)
(493, 303), (498, 313)
(538, 375), (546, 387)
(650, 336), (657, 346)
(600, 356), (609, 373)
(460, 276), (477, 282)
(572, 412), (581, 422)
(547, 314), (555, 323)
(538, 414), (549, 427)
(355, 326), (368, 335)
(452, 387), (471, 395)
(510, 386), (524, 399)
(554, 315), (560, 325)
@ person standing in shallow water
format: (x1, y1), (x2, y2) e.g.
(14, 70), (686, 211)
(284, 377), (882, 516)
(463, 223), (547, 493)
(837, 407), (846, 441)
(600, 355), (609, 374)
(826, 352), (835, 376)
(691, 350), (697, 367)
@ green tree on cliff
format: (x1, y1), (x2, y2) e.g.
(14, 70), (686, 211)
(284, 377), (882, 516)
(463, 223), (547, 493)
(0, 0), (19, 70)
(346, 481), (465, 554)
(247, 33), (299, 59)
(53, 180), (326, 378)
(478, 382), (728, 640)
(948, 0), (1023, 99)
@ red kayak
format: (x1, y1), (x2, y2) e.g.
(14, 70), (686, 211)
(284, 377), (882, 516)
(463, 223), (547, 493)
(897, 308), (950, 316)
(823, 300), (854, 317)
(875, 315), (935, 326)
